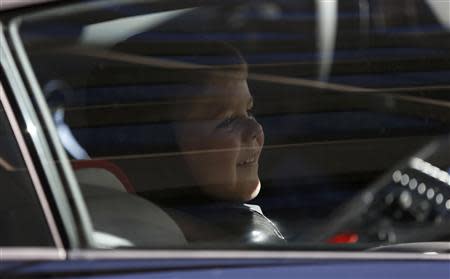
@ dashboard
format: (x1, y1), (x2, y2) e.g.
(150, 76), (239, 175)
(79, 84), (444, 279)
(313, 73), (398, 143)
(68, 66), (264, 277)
(317, 135), (450, 248)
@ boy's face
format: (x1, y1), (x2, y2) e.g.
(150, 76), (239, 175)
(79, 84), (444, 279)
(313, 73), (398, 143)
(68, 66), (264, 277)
(175, 78), (264, 202)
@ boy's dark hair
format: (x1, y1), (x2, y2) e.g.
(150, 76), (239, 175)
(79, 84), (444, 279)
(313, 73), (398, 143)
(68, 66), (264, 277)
(89, 38), (247, 89)
(84, 34), (248, 152)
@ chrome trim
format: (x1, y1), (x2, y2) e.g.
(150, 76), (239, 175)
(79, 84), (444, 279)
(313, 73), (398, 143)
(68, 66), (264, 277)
(0, 247), (64, 261)
(9, 17), (96, 249)
(0, 26), (65, 258)
(0, 82), (65, 260)
(69, 249), (450, 261)
(0, 23), (80, 248)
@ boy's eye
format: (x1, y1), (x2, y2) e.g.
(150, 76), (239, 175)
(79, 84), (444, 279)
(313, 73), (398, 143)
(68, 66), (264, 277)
(217, 109), (256, 129)
(217, 116), (238, 129)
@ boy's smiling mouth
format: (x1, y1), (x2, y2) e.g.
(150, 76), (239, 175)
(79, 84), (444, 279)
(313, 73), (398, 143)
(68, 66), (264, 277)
(237, 150), (260, 167)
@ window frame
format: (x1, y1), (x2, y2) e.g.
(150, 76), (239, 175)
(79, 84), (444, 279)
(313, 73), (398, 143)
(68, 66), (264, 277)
(1, 0), (449, 262)
(0, 81), (65, 260)
(0, 23), (68, 259)
(7, 16), (96, 248)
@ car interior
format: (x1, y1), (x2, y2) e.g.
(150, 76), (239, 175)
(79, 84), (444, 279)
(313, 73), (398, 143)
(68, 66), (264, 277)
(12, 0), (450, 249)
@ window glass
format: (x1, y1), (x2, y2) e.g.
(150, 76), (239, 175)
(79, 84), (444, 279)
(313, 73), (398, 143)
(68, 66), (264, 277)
(17, 0), (450, 249)
(0, 84), (53, 247)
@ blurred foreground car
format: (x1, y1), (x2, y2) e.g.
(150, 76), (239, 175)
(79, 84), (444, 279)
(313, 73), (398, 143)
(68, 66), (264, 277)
(0, 0), (449, 278)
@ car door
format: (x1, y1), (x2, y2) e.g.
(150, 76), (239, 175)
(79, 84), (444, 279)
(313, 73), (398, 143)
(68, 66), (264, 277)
(0, 24), (65, 266)
(0, 1), (449, 278)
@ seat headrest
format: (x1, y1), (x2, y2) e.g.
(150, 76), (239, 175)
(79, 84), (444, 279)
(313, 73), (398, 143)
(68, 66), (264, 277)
(72, 159), (134, 193)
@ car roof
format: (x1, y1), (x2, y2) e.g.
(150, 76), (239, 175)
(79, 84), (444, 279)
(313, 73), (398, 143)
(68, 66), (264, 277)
(0, 0), (57, 11)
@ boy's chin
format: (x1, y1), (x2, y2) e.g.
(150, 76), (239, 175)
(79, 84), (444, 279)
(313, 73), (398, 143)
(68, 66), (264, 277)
(202, 179), (261, 202)
(236, 179), (261, 202)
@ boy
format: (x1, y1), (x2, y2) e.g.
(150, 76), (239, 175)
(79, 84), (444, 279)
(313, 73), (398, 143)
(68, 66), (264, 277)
(100, 39), (285, 244)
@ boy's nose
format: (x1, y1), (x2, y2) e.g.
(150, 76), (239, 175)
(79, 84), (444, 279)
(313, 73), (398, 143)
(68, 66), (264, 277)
(242, 117), (264, 146)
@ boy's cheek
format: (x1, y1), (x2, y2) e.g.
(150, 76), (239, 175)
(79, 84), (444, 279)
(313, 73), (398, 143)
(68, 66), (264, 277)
(190, 150), (239, 168)
(189, 156), (239, 187)
(177, 124), (243, 153)
(192, 132), (242, 152)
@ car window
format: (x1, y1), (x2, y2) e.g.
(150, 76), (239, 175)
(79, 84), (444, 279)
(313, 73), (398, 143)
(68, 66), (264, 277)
(0, 82), (54, 247)
(12, 0), (450, 250)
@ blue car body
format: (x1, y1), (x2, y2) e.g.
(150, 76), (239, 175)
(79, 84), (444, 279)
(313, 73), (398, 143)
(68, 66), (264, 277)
(2, 258), (450, 279)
